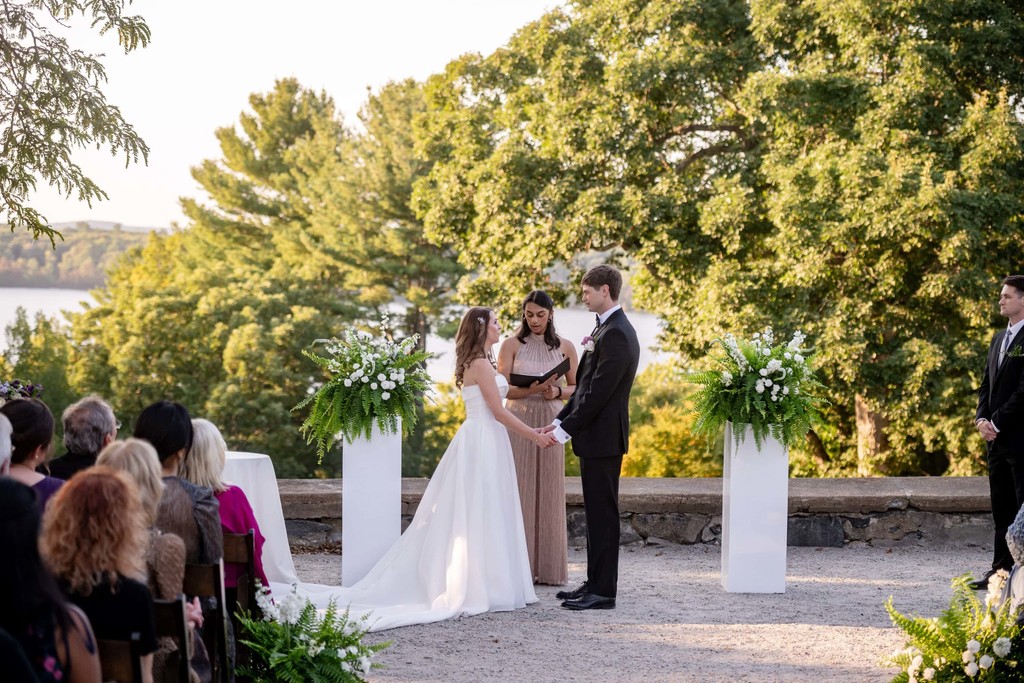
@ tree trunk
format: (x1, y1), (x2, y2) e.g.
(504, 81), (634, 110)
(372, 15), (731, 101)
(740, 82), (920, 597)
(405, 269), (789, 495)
(855, 394), (891, 476)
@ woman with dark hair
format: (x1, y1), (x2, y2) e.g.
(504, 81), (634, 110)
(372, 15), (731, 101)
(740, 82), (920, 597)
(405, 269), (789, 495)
(133, 400), (222, 565)
(1, 398), (64, 510)
(41, 467), (158, 683)
(296, 307), (556, 630)
(0, 478), (102, 683)
(498, 291), (578, 585)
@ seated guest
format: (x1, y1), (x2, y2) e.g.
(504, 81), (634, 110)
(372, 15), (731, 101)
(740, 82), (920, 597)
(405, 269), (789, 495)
(0, 478), (102, 683)
(97, 439), (209, 683)
(1, 412), (12, 475)
(181, 419), (270, 590)
(47, 396), (119, 480)
(41, 467), (158, 683)
(133, 400), (223, 564)
(1, 399), (63, 510)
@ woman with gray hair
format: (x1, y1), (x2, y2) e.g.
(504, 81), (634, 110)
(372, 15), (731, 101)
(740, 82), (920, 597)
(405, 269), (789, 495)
(47, 395), (118, 480)
(0, 413), (12, 475)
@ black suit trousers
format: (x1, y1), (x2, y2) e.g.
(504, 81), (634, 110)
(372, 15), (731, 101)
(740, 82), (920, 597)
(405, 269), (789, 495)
(579, 454), (623, 597)
(988, 444), (1024, 571)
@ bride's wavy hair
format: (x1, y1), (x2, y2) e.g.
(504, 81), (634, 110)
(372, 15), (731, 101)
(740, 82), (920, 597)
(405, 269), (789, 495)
(514, 290), (560, 350)
(454, 307), (495, 388)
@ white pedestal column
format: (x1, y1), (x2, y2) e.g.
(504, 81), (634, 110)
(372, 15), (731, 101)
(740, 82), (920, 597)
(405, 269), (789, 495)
(721, 422), (789, 593)
(341, 418), (402, 587)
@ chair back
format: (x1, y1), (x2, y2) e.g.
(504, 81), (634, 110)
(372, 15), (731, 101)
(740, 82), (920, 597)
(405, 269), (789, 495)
(223, 529), (260, 679)
(97, 632), (143, 683)
(153, 596), (191, 683)
(183, 560), (229, 683)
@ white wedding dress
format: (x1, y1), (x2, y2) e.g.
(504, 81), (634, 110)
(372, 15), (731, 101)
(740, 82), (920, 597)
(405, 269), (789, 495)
(274, 374), (538, 631)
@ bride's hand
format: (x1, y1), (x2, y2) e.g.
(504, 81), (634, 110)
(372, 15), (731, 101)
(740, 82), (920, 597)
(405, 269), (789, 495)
(533, 432), (557, 448)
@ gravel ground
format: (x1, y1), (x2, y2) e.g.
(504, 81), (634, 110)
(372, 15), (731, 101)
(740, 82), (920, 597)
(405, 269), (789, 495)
(292, 541), (991, 682)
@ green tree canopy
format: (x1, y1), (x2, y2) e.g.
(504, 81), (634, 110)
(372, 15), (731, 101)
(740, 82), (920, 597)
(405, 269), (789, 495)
(0, 0), (151, 243)
(414, 0), (1024, 475)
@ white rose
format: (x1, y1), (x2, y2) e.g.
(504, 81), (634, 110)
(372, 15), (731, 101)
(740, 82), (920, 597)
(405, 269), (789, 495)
(965, 661), (979, 677)
(968, 640), (981, 654)
(994, 637), (1012, 657)
(794, 353), (805, 362)
(963, 650), (975, 663)
(979, 654), (994, 669)
(362, 376), (369, 383)
(371, 382), (378, 390)
(922, 668), (934, 680)
(381, 392), (391, 400)
(378, 373), (386, 381)
(344, 379), (352, 387)
(759, 368), (768, 376)
(755, 380), (765, 394)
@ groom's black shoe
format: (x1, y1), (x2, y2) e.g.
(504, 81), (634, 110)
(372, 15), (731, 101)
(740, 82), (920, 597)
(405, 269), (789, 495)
(561, 592), (615, 611)
(968, 569), (1002, 591)
(555, 582), (588, 601)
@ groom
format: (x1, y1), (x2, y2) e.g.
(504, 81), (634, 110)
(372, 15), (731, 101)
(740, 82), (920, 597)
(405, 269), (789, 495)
(542, 264), (640, 610)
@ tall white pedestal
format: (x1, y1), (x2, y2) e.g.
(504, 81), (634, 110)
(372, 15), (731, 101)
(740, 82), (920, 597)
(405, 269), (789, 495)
(341, 418), (402, 587)
(721, 422), (789, 593)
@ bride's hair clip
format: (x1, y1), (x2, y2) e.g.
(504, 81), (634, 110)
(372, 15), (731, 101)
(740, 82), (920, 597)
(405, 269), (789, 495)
(477, 316), (486, 324)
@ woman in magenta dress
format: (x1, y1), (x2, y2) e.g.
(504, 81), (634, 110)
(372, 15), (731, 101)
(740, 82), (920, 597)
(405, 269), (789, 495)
(181, 418), (270, 590)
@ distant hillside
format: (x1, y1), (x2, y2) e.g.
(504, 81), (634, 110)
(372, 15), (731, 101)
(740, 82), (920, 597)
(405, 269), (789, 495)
(0, 224), (154, 289)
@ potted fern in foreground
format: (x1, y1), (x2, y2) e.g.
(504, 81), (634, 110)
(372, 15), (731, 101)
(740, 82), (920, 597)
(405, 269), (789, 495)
(295, 314), (431, 586)
(236, 583), (389, 682)
(689, 327), (825, 594)
(885, 573), (1022, 681)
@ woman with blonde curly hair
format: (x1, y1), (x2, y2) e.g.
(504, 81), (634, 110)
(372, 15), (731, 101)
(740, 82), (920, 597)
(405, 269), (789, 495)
(41, 466), (159, 683)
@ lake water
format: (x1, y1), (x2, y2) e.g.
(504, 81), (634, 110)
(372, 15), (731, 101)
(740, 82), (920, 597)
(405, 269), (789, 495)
(0, 287), (669, 382)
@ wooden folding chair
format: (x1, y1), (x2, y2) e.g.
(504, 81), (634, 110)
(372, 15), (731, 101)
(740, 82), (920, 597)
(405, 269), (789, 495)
(183, 561), (229, 683)
(97, 632), (143, 683)
(223, 529), (261, 680)
(153, 596), (191, 683)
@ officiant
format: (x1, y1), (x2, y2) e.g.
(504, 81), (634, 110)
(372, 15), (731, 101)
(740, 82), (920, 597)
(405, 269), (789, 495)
(498, 290), (578, 586)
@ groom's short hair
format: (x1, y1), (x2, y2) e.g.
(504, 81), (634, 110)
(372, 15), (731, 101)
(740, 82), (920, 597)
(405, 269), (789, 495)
(582, 264), (622, 301)
(1004, 275), (1024, 295)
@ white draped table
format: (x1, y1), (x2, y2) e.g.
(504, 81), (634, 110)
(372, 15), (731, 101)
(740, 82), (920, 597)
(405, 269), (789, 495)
(224, 451), (299, 585)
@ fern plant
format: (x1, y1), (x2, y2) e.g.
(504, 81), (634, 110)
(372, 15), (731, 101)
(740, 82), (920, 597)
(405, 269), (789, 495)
(236, 582), (390, 683)
(884, 574), (1022, 681)
(295, 315), (431, 462)
(688, 328), (825, 449)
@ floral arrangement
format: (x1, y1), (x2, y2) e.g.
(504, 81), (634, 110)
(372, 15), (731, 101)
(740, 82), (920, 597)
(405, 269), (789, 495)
(0, 379), (44, 407)
(885, 573), (1022, 681)
(235, 583), (389, 683)
(295, 315), (431, 461)
(688, 327), (825, 449)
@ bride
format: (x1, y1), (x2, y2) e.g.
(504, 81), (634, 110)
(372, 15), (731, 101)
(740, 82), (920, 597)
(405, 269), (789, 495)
(287, 307), (558, 630)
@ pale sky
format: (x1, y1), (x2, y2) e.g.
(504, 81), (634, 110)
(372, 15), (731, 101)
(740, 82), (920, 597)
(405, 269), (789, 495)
(31, 0), (558, 229)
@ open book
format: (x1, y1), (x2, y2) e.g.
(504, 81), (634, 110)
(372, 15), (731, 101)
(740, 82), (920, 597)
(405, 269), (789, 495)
(509, 356), (570, 388)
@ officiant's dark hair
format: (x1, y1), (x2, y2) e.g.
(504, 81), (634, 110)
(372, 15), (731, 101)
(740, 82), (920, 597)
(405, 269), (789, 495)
(515, 290), (560, 350)
(582, 264), (623, 301)
(454, 307), (495, 388)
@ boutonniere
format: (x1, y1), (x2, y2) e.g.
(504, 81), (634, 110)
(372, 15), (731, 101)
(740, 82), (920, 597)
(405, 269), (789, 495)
(581, 335), (595, 353)
(1005, 345), (1024, 359)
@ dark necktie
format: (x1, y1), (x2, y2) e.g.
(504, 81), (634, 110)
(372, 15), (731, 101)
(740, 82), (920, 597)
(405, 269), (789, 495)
(591, 314), (601, 336)
(1001, 328), (1015, 367)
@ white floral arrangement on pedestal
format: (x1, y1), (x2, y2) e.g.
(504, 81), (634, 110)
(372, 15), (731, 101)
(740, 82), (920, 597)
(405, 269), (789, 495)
(235, 582), (389, 682)
(295, 315), (431, 461)
(688, 327), (825, 448)
(885, 573), (1022, 681)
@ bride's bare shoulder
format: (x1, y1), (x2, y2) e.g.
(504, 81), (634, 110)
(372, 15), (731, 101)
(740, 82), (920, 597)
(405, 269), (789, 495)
(463, 356), (495, 386)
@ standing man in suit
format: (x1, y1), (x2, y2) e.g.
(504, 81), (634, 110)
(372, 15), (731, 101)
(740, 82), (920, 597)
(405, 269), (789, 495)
(973, 274), (1024, 589)
(542, 264), (640, 610)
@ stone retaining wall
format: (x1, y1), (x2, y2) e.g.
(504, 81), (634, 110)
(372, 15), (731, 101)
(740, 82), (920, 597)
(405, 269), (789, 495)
(277, 476), (993, 549)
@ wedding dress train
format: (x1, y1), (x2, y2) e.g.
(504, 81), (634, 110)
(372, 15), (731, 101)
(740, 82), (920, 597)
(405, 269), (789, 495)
(272, 374), (538, 631)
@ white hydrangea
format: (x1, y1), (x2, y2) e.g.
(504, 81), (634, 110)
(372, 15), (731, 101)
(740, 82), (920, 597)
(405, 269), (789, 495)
(994, 637), (1012, 657)
(968, 640), (982, 654)
(979, 654), (994, 669)
(721, 371), (733, 386)
(965, 661), (979, 677)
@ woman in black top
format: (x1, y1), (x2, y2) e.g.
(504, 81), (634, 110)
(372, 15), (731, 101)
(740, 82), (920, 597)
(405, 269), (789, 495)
(41, 467), (158, 683)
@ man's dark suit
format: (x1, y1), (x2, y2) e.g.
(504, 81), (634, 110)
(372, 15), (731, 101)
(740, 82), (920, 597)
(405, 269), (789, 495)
(977, 326), (1024, 571)
(556, 308), (640, 598)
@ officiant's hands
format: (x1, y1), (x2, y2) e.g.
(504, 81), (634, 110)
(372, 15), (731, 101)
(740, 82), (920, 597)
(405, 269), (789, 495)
(528, 374), (559, 397)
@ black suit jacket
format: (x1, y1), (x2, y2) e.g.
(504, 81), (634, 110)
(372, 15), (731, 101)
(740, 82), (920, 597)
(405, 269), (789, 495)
(556, 308), (640, 458)
(977, 327), (1024, 453)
